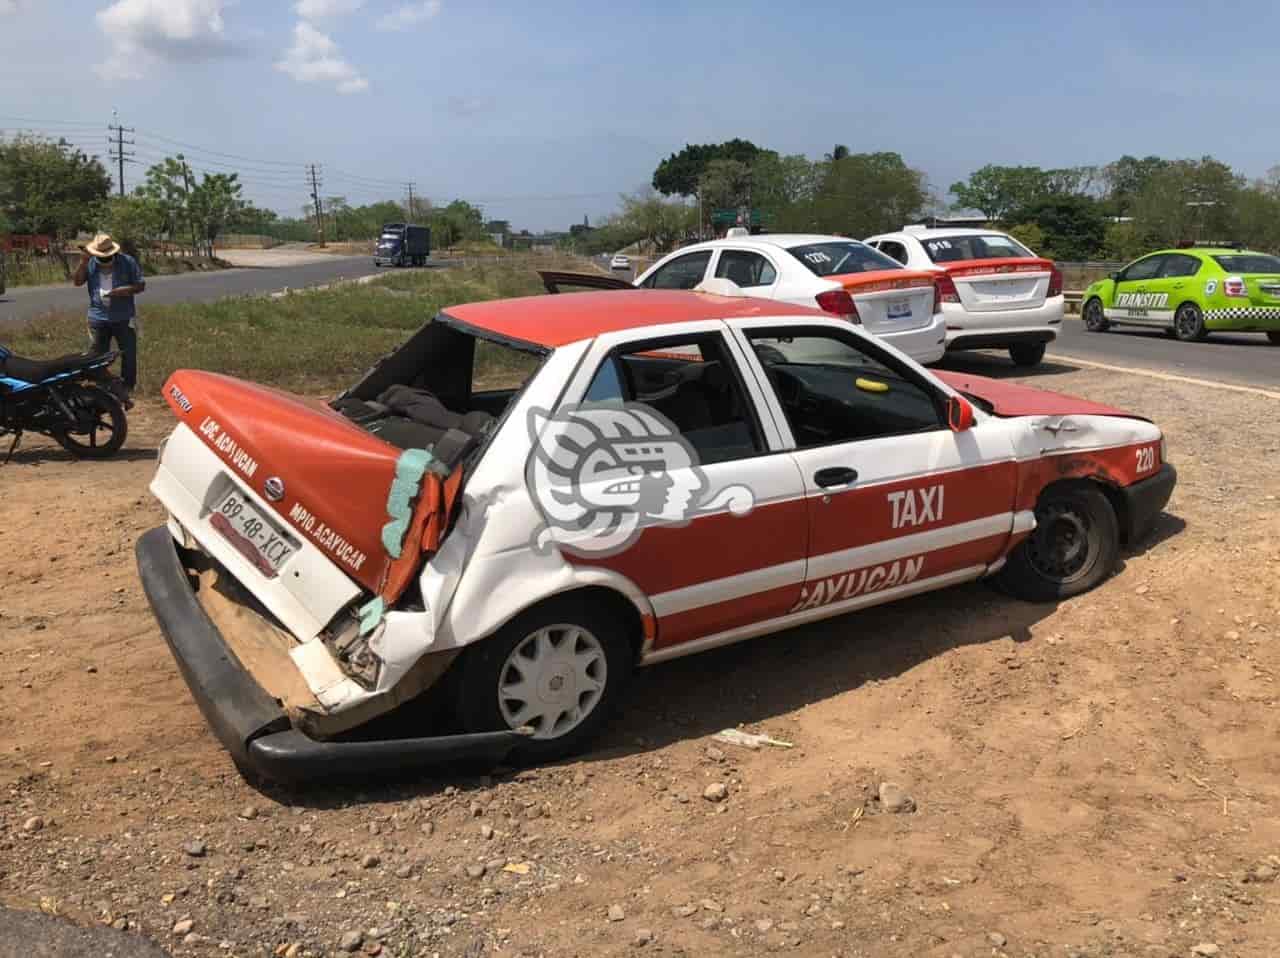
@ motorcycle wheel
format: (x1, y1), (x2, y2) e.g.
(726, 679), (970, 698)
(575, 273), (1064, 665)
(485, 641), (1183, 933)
(52, 384), (128, 459)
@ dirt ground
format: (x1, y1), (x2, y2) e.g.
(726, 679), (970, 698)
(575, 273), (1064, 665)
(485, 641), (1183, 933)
(2, 359), (1279, 958)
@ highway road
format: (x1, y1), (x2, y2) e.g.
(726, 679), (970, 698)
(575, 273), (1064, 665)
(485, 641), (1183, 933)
(4, 251), (1273, 389)
(0, 254), (385, 325)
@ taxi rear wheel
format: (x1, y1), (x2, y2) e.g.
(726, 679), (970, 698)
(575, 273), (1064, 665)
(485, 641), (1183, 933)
(456, 597), (632, 764)
(998, 482), (1119, 602)
(1174, 303), (1207, 342)
(1082, 298), (1109, 332)
(1009, 342), (1046, 367)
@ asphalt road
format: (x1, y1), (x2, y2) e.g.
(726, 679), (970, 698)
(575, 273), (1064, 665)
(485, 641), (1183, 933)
(0, 907), (169, 958)
(1048, 318), (1277, 390)
(0, 255), (384, 325)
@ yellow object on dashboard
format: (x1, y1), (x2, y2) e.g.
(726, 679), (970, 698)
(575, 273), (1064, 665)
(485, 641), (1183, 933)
(855, 377), (889, 394)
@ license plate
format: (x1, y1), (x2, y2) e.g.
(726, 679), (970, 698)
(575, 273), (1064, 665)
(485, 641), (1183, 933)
(210, 488), (296, 578)
(886, 299), (912, 319)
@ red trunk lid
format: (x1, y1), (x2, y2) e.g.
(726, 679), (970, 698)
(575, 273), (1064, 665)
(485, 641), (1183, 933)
(162, 370), (459, 598)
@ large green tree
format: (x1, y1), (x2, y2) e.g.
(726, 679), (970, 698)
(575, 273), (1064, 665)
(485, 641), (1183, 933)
(652, 139), (764, 196)
(188, 172), (247, 255)
(949, 165), (1052, 221)
(1101, 155), (1170, 216)
(1008, 194), (1106, 260)
(806, 151), (929, 236)
(1130, 157), (1241, 246)
(0, 135), (111, 239)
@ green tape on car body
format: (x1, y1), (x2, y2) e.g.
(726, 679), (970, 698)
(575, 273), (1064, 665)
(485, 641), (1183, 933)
(357, 596), (386, 636)
(381, 448), (435, 559)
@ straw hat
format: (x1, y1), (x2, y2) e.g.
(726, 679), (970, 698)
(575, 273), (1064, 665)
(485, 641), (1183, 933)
(85, 233), (122, 258)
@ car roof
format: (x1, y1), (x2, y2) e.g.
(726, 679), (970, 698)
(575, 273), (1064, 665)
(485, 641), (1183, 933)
(878, 228), (1007, 240)
(674, 234), (869, 254)
(444, 289), (828, 349)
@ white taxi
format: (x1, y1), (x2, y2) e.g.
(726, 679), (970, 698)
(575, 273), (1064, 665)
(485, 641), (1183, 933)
(864, 227), (1064, 367)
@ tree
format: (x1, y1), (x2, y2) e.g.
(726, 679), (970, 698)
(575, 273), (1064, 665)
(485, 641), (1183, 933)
(0, 134), (111, 241)
(697, 158), (754, 213)
(1101, 155), (1170, 216)
(1130, 157), (1242, 246)
(101, 195), (165, 257)
(617, 189), (695, 251)
(949, 165), (1051, 221)
(807, 151), (928, 236)
(652, 139), (763, 196)
(187, 173), (246, 256)
(1008, 195), (1106, 260)
(825, 144), (850, 162)
(138, 155), (199, 253)
(428, 199), (485, 248)
(1005, 222), (1047, 257)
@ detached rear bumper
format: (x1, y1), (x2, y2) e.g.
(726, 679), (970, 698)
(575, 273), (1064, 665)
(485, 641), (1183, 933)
(1118, 463), (1177, 543)
(135, 527), (525, 784)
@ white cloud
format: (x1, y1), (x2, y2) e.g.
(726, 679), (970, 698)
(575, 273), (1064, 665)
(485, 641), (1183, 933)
(95, 0), (234, 79)
(294, 0), (363, 18)
(375, 0), (441, 32)
(275, 21), (369, 94)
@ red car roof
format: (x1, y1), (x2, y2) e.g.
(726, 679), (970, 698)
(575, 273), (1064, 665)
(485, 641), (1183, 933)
(444, 289), (828, 349)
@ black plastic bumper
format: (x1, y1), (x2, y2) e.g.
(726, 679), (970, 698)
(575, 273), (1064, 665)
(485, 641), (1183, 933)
(1118, 462), (1177, 542)
(947, 329), (1057, 351)
(135, 527), (526, 784)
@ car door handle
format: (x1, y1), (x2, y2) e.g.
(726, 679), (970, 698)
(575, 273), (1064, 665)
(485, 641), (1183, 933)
(814, 467), (858, 488)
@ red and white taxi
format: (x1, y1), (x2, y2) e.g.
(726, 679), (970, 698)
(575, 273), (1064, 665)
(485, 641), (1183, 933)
(864, 227), (1065, 366)
(137, 289), (1174, 781)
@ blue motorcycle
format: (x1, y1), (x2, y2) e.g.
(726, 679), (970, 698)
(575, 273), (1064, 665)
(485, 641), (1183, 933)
(0, 345), (129, 460)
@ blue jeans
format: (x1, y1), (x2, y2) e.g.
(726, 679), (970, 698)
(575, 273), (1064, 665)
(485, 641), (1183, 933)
(89, 322), (137, 389)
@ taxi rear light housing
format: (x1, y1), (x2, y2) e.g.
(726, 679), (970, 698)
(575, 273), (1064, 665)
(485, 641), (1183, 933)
(1048, 265), (1063, 297)
(815, 290), (861, 324)
(934, 273), (959, 308)
(1224, 276), (1248, 298)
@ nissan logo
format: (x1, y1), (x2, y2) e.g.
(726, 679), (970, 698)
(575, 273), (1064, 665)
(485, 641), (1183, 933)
(264, 477), (286, 502)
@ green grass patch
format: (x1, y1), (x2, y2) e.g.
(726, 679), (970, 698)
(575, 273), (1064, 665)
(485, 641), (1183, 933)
(5, 255), (582, 394)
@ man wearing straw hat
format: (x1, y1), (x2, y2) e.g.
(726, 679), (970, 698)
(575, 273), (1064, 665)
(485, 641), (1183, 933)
(73, 232), (146, 402)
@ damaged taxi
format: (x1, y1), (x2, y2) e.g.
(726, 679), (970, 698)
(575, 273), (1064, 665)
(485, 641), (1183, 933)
(137, 289), (1176, 782)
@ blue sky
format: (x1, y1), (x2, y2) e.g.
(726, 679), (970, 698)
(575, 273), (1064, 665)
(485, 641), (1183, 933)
(2, 0), (1280, 231)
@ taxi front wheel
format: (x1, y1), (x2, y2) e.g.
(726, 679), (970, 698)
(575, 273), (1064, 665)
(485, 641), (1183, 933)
(998, 483), (1119, 602)
(1174, 303), (1207, 342)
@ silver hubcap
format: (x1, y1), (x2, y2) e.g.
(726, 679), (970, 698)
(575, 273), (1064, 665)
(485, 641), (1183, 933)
(498, 624), (607, 740)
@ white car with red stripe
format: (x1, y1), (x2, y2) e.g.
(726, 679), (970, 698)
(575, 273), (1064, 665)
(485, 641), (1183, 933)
(632, 234), (948, 364)
(138, 289), (1175, 780)
(864, 227), (1064, 367)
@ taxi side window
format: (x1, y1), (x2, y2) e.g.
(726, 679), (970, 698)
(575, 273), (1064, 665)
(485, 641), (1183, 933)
(715, 250), (777, 288)
(1159, 254), (1201, 279)
(1120, 255), (1165, 282)
(581, 333), (764, 464)
(878, 240), (909, 265)
(640, 251), (712, 290)
(746, 327), (945, 447)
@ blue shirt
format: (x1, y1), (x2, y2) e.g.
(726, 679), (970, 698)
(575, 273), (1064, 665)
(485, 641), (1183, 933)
(87, 253), (143, 326)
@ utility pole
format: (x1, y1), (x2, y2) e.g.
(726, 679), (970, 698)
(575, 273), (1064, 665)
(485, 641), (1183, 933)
(405, 182), (416, 221)
(107, 109), (135, 197)
(179, 155), (198, 256)
(307, 164), (325, 247)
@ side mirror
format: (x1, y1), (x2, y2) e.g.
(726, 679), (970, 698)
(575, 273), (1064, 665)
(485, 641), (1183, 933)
(1109, 271), (1120, 282)
(947, 395), (975, 432)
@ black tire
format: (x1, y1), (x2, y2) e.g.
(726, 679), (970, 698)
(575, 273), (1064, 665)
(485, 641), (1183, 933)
(51, 384), (128, 459)
(456, 596), (633, 764)
(1082, 297), (1109, 332)
(1173, 302), (1207, 341)
(1009, 342), (1046, 367)
(997, 482), (1120, 602)
(1267, 331), (1280, 345)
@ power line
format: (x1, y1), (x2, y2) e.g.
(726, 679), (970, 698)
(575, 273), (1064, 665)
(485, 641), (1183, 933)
(108, 111), (136, 197)
(308, 164), (325, 247)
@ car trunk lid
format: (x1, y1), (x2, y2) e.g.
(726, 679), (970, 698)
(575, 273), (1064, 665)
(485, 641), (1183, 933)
(162, 369), (461, 601)
(827, 269), (936, 333)
(1242, 274), (1280, 306)
(939, 257), (1053, 312)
